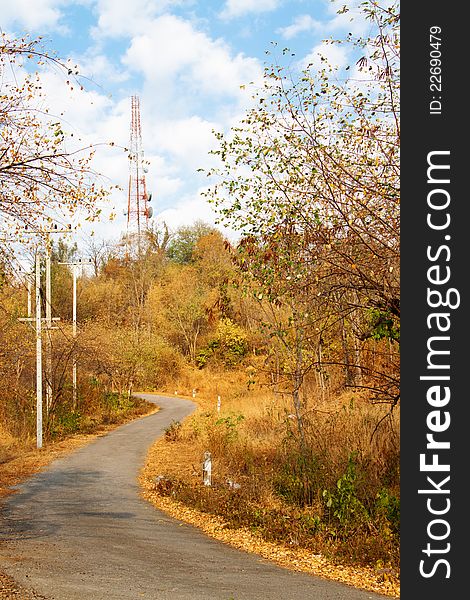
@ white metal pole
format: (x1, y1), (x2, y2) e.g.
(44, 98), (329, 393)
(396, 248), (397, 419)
(35, 252), (43, 449)
(72, 264), (77, 408)
(57, 258), (89, 409)
(45, 240), (52, 413)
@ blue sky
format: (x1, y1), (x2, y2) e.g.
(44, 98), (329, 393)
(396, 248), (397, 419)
(1, 0), (370, 245)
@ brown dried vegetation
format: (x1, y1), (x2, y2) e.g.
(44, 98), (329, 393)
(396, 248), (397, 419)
(140, 373), (399, 597)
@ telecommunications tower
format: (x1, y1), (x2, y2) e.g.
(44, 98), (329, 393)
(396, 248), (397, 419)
(126, 95), (152, 246)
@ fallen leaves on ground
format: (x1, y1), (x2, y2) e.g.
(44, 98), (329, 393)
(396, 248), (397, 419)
(0, 572), (47, 600)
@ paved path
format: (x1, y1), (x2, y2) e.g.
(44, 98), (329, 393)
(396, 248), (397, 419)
(0, 394), (390, 600)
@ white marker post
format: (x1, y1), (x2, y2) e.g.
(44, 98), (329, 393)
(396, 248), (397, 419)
(202, 451), (212, 486)
(217, 395), (221, 413)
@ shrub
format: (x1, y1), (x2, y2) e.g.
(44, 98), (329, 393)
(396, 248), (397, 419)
(322, 453), (369, 532)
(165, 420), (182, 442)
(274, 452), (324, 507)
(375, 488), (400, 535)
(197, 318), (247, 368)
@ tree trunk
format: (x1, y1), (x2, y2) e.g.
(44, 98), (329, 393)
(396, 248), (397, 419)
(316, 339), (326, 402)
(341, 318), (355, 386)
(292, 325), (307, 453)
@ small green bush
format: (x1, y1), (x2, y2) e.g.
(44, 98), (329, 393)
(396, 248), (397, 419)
(274, 452), (324, 507)
(322, 453), (369, 531)
(197, 318), (248, 368)
(214, 413), (245, 443)
(375, 488), (400, 535)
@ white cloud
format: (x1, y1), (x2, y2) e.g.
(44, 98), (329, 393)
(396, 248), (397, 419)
(277, 15), (320, 40)
(122, 14), (262, 101)
(36, 70), (115, 139)
(155, 116), (219, 168)
(77, 51), (129, 85)
(322, 0), (371, 37)
(158, 193), (215, 230)
(0, 0), (69, 31)
(135, 153), (183, 199)
(91, 0), (191, 38)
(156, 189), (238, 241)
(91, 0), (160, 38)
(220, 0), (280, 20)
(302, 42), (349, 72)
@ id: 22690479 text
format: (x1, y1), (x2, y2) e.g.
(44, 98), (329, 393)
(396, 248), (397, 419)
(429, 26), (443, 115)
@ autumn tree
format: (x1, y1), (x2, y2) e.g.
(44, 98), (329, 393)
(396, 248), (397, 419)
(146, 264), (210, 363)
(0, 34), (112, 238)
(85, 238), (113, 277)
(77, 321), (181, 397)
(204, 1), (400, 412)
(167, 220), (219, 264)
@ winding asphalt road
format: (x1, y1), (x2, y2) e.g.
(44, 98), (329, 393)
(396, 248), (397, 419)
(0, 394), (390, 600)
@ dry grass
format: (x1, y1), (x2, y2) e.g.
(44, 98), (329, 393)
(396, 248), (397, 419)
(141, 480), (399, 597)
(140, 398), (400, 597)
(142, 366), (400, 594)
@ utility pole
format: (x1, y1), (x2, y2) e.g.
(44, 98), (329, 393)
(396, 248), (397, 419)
(45, 235), (53, 413)
(18, 251), (61, 449)
(35, 251), (43, 449)
(15, 225), (71, 448)
(58, 258), (91, 409)
(72, 263), (77, 408)
(2, 241), (44, 450)
(27, 272), (33, 318)
(40, 227), (71, 415)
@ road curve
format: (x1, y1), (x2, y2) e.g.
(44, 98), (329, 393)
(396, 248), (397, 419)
(0, 394), (390, 600)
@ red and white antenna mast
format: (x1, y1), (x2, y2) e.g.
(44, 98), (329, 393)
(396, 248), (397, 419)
(126, 95), (152, 247)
